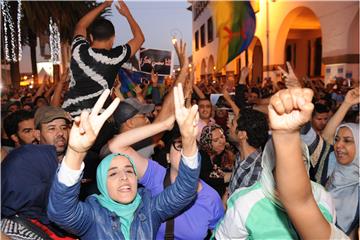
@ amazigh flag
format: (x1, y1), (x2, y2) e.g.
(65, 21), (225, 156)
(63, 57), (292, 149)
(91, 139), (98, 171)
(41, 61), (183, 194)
(211, 1), (256, 70)
(118, 68), (137, 94)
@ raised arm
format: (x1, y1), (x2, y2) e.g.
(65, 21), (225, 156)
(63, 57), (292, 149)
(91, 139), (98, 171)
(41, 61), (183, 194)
(154, 40), (188, 123)
(321, 87), (359, 143)
(192, 84), (206, 99)
(107, 116), (175, 177)
(277, 61), (302, 89)
(51, 68), (69, 107)
(269, 88), (331, 240)
(47, 90), (120, 235)
(115, 0), (144, 57)
(153, 83), (200, 220)
(74, 1), (112, 37)
(65, 89), (120, 170)
(222, 86), (240, 116)
(174, 83), (198, 157)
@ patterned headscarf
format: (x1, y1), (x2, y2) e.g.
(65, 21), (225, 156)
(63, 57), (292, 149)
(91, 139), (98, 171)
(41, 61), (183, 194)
(199, 124), (223, 154)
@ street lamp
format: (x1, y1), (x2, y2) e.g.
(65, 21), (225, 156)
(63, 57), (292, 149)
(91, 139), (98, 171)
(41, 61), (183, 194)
(170, 28), (183, 45)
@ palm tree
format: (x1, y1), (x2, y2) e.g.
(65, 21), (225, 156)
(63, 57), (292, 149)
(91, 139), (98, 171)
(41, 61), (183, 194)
(2, 1), (105, 88)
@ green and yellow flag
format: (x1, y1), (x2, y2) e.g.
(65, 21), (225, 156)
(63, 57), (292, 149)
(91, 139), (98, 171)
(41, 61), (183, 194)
(210, 1), (256, 70)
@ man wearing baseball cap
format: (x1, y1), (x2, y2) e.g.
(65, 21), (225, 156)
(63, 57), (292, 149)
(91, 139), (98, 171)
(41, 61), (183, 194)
(100, 97), (155, 158)
(34, 106), (72, 161)
(1, 105), (73, 239)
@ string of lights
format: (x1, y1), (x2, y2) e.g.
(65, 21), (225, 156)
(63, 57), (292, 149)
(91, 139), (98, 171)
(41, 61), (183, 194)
(49, 18), (61, 64)
(1, 0), (11, 62)
(17, 0), (22, 61)
(0, 0), (22, 62)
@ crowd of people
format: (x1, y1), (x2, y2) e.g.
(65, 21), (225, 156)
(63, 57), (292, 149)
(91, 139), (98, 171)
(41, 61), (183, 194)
(1, 1), (359, 239)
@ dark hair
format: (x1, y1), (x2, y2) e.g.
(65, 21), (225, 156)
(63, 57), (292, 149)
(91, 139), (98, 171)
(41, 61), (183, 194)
(198, 98), (211, 105)
(90, 18), (115, 41)
(236, 108), (269, 149)
(34, 96), (48, 106)
(20, 96), (32, 105)
(150, 123), (181, 168)
(250, 87), (261, 97)
(312, 103), (330, 117)
(3, 110), (34, 137)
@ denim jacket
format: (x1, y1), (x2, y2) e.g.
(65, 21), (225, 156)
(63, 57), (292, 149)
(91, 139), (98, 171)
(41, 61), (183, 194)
(47, 154), (201, 240)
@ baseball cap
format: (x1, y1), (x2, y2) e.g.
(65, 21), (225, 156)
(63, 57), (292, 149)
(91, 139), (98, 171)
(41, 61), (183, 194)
(34, 106), (71, 129)
(113, 98), (154, 127)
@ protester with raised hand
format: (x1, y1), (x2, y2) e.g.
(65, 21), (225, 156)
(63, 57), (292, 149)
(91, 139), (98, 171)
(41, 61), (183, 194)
(214, 88), (334, 239)
(270, 88), (350, 239)
(277, 61), (302, 89)
(62, 0), (144, 117)
(48, 85), (202, 240)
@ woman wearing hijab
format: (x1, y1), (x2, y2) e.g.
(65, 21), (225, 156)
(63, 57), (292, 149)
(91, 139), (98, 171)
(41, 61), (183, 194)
(269, 87), (350, 239)
(213, 90), (336, 239)
(199, 124), (235, 197)
(326, 123), (359, 237)
(102, 116), (224, 240)
(48, 86), (201, 240)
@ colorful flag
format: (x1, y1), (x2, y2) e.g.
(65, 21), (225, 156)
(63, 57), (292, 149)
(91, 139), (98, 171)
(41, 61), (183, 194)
(210, 1), (256, 70)
(118, 68), (165, 96)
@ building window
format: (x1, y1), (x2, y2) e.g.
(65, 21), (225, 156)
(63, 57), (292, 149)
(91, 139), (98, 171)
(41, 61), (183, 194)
(207, 17), (213, 43)
(200, 24), (205, 47)
(195, 31), (199, 51)
(193, 1), (209, 21)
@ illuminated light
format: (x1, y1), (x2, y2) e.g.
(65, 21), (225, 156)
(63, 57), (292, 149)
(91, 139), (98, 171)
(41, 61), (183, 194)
(0, 0), (22, 62)
(188, 64), (192, 68)
(170, 28), (182, 45)
(23, 76), (27, 80)
(17, 0), (22, 61)
(177, 68), (180, 71)
(49, 18), (61, 64)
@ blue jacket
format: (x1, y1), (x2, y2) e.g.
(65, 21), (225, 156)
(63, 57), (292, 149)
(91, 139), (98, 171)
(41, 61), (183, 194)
(1, 144), (58, 224)
(47, 154), (201, 240)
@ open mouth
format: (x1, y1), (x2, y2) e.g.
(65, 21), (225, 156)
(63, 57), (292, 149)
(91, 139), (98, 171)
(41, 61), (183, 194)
(118, 185), (131, 192)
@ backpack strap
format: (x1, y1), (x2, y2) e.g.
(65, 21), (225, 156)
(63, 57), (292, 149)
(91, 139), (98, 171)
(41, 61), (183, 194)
(163, 168), (174, 240)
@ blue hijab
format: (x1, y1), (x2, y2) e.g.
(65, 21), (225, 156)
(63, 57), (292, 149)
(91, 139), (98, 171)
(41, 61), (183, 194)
(95, 153), (142, 240)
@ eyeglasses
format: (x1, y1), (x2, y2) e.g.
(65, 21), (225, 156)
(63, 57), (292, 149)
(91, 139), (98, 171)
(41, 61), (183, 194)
(172, 140), (182, 151)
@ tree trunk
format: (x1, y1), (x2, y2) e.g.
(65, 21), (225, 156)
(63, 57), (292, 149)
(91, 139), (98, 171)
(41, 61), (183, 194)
(29, 29), (38, 84)
(53, 64), (60, 83)
(10, 61), (20, 89)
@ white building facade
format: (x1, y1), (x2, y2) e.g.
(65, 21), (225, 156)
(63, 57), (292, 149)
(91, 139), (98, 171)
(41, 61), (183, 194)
(191, 1), (359, 86)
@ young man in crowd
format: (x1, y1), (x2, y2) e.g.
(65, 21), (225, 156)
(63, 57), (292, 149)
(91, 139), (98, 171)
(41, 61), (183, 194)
(311, 103), (331, 134)
(227, 108), (269, 196)
(62, 0), (144, 116)
(101, 97), (156, 158)
(1, 91), (117, 239)
(1, 106), (72, 238)
(197, 98), (215, 140)
(1, 110), (38, 161)
(3, 110), (38, 147)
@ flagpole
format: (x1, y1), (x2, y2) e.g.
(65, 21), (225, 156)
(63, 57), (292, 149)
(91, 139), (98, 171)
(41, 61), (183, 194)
(266, 0), (270, 80)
